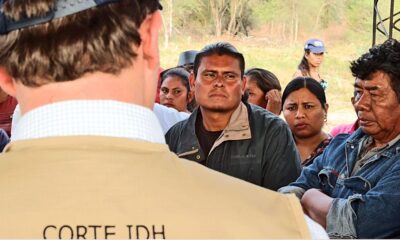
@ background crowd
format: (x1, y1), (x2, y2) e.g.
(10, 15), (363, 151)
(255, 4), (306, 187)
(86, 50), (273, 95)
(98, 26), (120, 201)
(0, 0), (400, 239)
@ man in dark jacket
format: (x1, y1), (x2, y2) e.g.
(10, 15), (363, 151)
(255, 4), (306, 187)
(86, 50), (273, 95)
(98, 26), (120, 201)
(165, 42), (301, 191)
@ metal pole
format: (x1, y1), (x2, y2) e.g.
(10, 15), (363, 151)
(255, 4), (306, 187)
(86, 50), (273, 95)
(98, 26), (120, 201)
(389, 0), (395, 39)
(373, 0), (378, 46)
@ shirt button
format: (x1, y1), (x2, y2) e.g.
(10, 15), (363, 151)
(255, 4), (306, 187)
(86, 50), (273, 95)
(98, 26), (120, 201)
(196, 155), (201, 160)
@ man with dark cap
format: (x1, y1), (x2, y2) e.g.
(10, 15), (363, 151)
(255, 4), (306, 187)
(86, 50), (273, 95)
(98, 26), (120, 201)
(177, 50), (199, 73)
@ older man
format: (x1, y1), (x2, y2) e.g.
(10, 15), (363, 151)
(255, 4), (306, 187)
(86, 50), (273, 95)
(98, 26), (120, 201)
(279, 39), (400, 239)
(0, 0), (320, 238)
(166, 42), (301, 191)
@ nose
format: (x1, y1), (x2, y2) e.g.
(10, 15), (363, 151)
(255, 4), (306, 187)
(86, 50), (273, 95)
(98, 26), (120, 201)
(164, 91), (174, 100)
(295, 108), (305, 119)
(213, 76), (225, 88)
(354, 92), (371, 112)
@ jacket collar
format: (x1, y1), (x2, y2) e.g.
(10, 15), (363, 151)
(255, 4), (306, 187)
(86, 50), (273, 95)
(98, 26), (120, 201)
(209, 102), (252, 154)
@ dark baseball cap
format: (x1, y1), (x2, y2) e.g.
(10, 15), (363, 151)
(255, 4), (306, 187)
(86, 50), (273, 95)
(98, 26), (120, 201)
(0, 0), (162, 35)
(177, 50), (199, 67)
(304, 38), (326, 53)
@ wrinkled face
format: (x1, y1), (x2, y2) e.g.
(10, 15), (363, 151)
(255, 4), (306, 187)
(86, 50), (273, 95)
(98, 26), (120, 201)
(354, 71), (400, 142)
(160, 76), (189, 112)
(283, 88), (327, 139)
(306, 52), (324, 68)
(194, 54), (245, 113)
(245, 79), (267, 108)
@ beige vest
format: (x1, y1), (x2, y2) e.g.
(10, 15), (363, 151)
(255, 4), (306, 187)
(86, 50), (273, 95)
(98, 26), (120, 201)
(0, 136), (310, 239)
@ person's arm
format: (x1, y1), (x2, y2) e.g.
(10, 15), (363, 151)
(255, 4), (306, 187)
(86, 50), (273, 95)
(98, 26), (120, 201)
(278, 142), (330, 198)
(261, 118), (301, 190)
(265, 89), (281, 115)
(324, 163), (400, 238)
(301, 188), (333, 228)
(153, 103), (189, 134)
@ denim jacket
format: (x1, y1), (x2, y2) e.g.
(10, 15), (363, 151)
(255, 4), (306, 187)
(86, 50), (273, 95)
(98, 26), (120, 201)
(279, 128), (400, 238)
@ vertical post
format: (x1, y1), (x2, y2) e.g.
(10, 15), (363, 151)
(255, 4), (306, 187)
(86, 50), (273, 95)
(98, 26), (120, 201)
(389, 0), (395, 39)
(373, 0), (378, 46)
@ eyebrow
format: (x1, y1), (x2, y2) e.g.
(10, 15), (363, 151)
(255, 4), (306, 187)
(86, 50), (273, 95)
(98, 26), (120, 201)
(353, 82), (379, 91)
(365, 86), (379, 91)
(203, 70), (239, 75)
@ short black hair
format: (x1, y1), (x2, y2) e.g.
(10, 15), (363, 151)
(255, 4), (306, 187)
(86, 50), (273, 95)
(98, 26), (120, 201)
(193, 42), (245, 78)
(282, 77), (327, 109)
(350, 39), (400, 102)
(160, 67), (190, 93)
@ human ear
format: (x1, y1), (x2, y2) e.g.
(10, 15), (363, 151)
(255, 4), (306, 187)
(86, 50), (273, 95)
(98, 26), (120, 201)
(241, 75), (248, 95)
(139, 10), (162, 69)
(0, 67), (16, 97)
(189, 72), (196, 89)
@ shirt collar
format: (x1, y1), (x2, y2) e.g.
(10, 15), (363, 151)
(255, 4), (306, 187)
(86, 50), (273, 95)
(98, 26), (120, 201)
(11, 100), (165, 144)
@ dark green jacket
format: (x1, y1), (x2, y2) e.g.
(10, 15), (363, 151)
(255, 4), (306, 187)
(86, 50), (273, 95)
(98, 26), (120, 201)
(165, 102), (301, 191)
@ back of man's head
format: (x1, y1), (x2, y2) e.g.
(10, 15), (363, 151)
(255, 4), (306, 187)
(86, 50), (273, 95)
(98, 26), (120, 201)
(0, 0), (160, 87)
(193, 42), (245, 78)
(350, 39), (400, 102)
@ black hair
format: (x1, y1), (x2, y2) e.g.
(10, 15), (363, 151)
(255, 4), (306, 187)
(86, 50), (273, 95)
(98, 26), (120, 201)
(160, 67), (190, 93)
(193, 42), (245, 78)
(282, 77), (327, 109)
(244, 68), (281, 94)
(350, 39), (400, 102)
(297, 49), (311, 76)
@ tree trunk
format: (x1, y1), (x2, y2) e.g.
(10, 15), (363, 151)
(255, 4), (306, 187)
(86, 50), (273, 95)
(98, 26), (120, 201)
(210, 0), (227, 37)
(168, 0), (173, 37)
(312, 2), (329, 33)
(162, 0), (173, 48)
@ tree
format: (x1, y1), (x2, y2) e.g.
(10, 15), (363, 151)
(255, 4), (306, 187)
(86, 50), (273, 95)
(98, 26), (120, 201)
(161, 0), (173, 48)
(209, 0), (229, 36)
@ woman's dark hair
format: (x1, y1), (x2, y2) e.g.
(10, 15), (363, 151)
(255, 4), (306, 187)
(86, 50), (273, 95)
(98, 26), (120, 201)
(244, 68), (281, 94)
(350, 39), (400, 102)
(160, 67), (190, 93)
(297, 49), (311, 76)
(282, 77), (327, 110)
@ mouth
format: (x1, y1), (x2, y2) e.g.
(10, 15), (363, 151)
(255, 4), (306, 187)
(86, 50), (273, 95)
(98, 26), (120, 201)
(294, 123), (308, 130)
(358, 118), (374, 126)
(163, 103), (175, 108)
(209, 93), (227, 98)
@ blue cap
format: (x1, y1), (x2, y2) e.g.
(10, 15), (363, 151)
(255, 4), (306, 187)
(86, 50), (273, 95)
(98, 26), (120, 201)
(0, 0), (162, 35)
(304, 38), (325, 53)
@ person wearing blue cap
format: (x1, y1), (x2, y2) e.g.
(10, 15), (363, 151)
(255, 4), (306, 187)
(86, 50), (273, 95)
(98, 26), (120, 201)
(0, 0), (325, 238)
(294, 38), (327, 90)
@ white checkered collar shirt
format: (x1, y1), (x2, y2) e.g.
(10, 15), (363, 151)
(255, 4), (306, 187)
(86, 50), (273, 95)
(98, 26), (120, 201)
(11, 100), (165, 144)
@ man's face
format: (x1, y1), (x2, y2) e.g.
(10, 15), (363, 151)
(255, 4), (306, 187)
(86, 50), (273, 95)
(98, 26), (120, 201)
(354, 71), (400, 143)
(194, 54), (245, 113)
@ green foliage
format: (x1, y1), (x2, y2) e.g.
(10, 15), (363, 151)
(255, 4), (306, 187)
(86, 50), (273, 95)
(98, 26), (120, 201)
(159, 0), (399, 126)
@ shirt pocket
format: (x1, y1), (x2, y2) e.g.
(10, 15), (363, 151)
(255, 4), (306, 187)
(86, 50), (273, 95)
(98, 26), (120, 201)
(318, 167), (339, 194)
